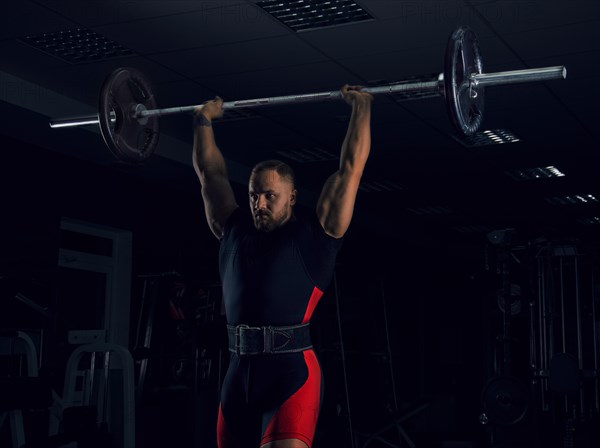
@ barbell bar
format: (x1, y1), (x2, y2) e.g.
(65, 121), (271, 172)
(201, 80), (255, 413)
(48, 79), (443, 128)
(48, 26), (567, 164)
(49, 67), (564, 125)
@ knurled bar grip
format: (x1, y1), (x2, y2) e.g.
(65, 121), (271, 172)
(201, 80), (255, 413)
(138, 79), (442, 118)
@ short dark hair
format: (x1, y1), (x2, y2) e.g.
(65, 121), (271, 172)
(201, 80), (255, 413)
(250, 159), (296, 188)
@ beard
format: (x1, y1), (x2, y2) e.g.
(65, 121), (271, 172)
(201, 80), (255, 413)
(253, 209), (290, 232)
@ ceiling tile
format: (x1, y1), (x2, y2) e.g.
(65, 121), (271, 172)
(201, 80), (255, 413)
(561, 98), (600, 138)
(298, 17), (454, 60)
(43, 0), (247, 28)
(0, 40), (185, 107)
(359, 0), (458, 20)
(337, 48), (443, 84)
(0, 40), (68, 75)
(93, 3), (289, 55)
(151, 35), (329, 78)
(471, 0), (600, 34)
(481, 84), (583, 136)
(0, 1), (77, 40)
(152, 79), (220, 112)
(193, 61), (362, 99)
(503, 20), (600, 60)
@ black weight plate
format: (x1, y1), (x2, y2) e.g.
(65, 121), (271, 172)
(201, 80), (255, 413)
(444, 27), (485, 136)
(481, 375), (529, 426)
(98, 67), (159, 163)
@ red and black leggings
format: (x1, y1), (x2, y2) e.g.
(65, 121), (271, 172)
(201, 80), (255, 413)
(217, 349), (322, 447)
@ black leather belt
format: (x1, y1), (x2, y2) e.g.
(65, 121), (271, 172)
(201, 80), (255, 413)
(227, 323), (312, 356)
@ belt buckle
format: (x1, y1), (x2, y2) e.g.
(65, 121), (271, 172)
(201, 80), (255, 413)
(235, 324), (262, 356)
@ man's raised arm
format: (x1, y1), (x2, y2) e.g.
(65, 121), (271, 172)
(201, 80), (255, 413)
(317, 85), (373, 239)
(192, 97), (239, 239)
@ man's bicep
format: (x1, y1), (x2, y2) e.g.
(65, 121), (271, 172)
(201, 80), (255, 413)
(201, 176), (239, 238)
(317, 172), (359, 239)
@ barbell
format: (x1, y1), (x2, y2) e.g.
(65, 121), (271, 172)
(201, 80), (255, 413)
(49, 26), (566, 164)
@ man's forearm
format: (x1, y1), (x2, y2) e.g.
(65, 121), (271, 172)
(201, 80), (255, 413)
(339, 99), (372, 174)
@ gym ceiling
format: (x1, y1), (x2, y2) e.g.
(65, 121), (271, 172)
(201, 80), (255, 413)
(1, 0), (599, 251)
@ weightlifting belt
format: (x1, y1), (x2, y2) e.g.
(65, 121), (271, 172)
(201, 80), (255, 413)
(227, 323), (312, 356)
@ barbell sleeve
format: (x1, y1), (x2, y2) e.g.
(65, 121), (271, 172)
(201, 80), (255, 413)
(50, 115), (100, 128)
(49, 113), (116, 129)
(470, 66), (566, 88)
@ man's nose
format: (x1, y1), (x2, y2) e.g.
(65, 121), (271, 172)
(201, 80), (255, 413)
(255, 195), (267, 209)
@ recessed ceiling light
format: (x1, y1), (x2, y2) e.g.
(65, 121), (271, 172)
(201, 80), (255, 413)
(455, 129), (521, 148)
(257, 0), (374, 32)
(505, 165), (566, 181)
(578, 216), (600, 225)
(20, 28), (134, 64)
(545, 194), (598, 206)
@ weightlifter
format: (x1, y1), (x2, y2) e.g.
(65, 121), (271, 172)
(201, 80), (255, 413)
(192, 84), (373, 448)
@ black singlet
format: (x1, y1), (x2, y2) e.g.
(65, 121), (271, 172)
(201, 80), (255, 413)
(216, 207), (343, 447)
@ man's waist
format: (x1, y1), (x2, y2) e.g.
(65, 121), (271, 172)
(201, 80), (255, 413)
(227, 323), (312, 356)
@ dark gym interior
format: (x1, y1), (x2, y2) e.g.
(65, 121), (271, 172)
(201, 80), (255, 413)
(1, 1), (600, 447)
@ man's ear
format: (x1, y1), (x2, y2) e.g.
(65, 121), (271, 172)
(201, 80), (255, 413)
(290, 189), (297, 206)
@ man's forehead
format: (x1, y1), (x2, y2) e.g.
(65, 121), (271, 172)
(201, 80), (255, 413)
(248, 185), (276, 193)
(249, 170), (287, 187)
